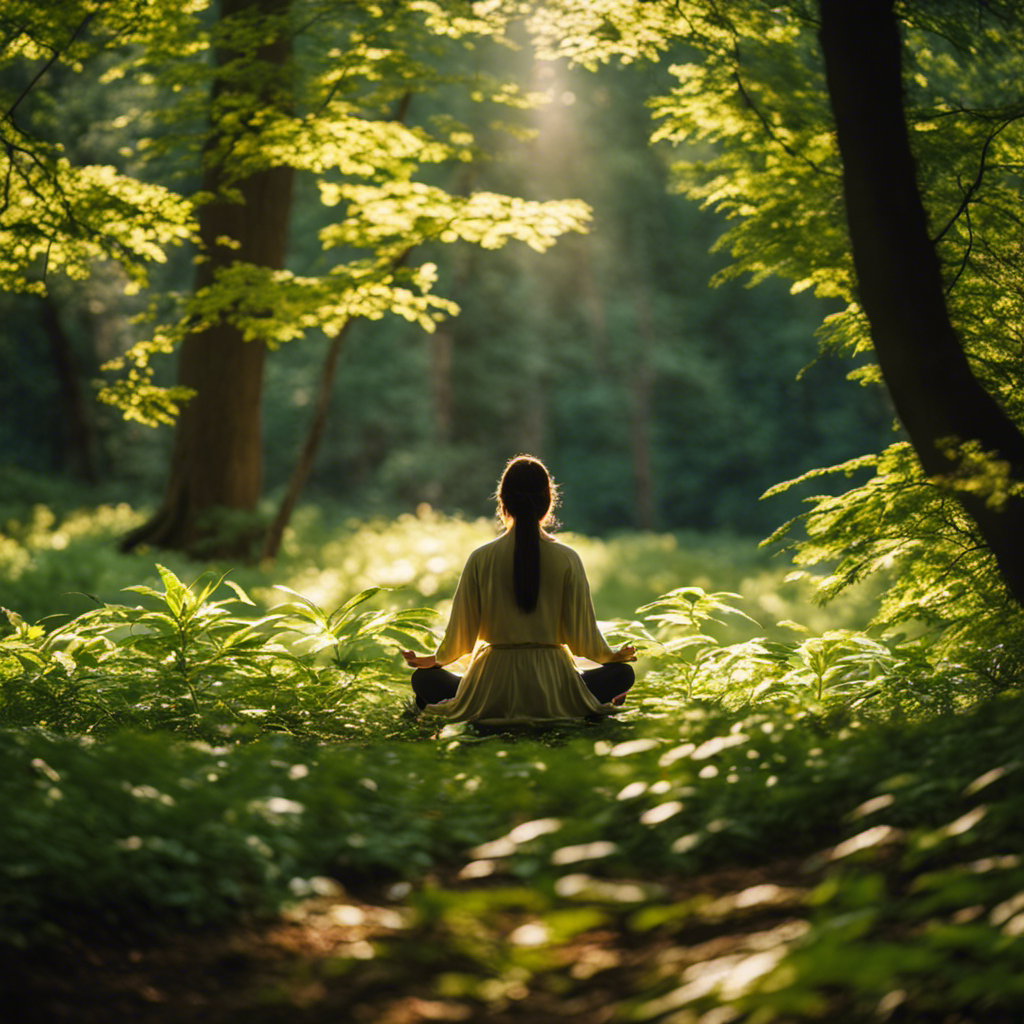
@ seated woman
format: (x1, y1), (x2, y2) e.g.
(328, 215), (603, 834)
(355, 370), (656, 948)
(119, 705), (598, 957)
(401, 454), (636, 725)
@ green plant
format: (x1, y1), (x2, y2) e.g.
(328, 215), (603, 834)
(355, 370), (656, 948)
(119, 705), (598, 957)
(0, 564), (438, 740)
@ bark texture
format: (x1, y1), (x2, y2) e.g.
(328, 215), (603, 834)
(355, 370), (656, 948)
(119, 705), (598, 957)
(122, 0), (293, 557)
(818, 0), (1024, 603)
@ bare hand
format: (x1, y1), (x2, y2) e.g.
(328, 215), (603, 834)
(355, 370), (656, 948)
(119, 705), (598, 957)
(401, 650), (438, 669)
(608, 644), (637, 663)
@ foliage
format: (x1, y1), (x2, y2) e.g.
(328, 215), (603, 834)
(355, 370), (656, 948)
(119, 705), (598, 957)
(2, 503), (975, 738)
(606, 583), (971, 722)
(93, 0), (590, 424)
(1, 0), (594, 428)
(0, 536), (969, 746)
(7, 2), (1024, 1010)
(0, 562), (436, 740)
(4, 684), (1024, 1023)
(1, 507), (1021, 1018)
(523, 1), (1024, 682)
(0, 13), (893, 539)
(654, 1), (1024, 661)
(0, 497), (881, 631)
(765, 444), (1024, 683)
(0, 0), (196, 294)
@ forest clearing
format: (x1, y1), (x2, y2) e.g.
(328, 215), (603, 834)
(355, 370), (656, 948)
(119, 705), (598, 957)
(4, 510), (1024, 1021)
(5, 1), (1024, 1021)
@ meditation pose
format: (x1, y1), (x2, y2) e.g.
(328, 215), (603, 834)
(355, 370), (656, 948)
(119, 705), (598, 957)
(401, 454), (636, 724)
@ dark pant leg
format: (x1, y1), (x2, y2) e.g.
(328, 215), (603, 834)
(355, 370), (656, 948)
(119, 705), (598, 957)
(581, 661), (635, 704)
(411, 665), (461, 709)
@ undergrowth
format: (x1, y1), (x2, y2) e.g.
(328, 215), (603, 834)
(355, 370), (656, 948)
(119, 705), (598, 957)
(2, 505), (1024, 1020)
(4, 698), (1024, 1021)
(0, 497), (882, 631)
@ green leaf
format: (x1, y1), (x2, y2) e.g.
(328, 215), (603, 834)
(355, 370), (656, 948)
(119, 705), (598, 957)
(329, 587), (387, 627)
(223, 579), (256, 606)
(155, 564), (188, 617)
(2, 608), (25, 627)
(121, 585), (166, 600)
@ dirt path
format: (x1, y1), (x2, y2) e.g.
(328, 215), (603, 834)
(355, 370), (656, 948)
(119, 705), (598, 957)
(4, 859), (816, 1024)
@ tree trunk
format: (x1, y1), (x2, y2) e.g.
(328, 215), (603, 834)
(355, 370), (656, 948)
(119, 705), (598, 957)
(578, 240), (609, 370)
(260, 319), (354, 561)
(38, 295), (97, 482)
(630, 289), (655, 531)
(122, 0), (293, 558)
(818, 0), (1024, 604)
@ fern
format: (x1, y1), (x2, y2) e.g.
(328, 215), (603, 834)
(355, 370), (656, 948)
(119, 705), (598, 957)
(0, 567), (439, 740)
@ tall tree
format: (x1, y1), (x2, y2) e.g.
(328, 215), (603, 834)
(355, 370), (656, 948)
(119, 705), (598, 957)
(816, 0), (1024, 603)
(104, 0), (590, 557)
(121, 0), (294, 555)
(529, 0), (1024, 628)
(37, 294), (98, 481)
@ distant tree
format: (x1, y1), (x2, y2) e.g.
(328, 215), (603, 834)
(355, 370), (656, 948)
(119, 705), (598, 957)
(1, 1), (589, 556)
(303, 50), (883, 537)
(116, 0), (295, 556)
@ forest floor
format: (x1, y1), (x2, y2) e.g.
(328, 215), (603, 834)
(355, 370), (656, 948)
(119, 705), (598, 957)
(5, 858), (817, 1024)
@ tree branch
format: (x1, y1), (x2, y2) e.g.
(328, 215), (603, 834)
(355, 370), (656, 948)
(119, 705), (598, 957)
(931, 116), (1021, 244)
(943, 187), (973, 296)
(732, 69), (832, 177)
(5, 9), (98, 122)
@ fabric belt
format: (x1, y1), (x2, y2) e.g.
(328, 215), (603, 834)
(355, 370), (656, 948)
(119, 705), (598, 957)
(487, 642), (563, 650)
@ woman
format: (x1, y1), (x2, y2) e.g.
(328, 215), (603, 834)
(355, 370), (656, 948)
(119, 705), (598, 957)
(401, 454), (636, 724)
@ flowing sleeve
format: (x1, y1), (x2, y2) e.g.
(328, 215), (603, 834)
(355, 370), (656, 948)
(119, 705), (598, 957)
(434, 551), (482, 665)
(559, 549), (615, 662)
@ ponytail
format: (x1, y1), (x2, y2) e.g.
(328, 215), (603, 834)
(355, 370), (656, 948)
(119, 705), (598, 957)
(496, 455), (558, 614)
(512, 505), (541, 613)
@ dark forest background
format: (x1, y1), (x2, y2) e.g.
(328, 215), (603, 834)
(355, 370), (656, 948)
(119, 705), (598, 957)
(0, 55), (891, 537)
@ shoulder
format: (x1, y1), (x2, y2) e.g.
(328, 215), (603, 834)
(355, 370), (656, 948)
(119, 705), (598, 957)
(543, 531), (577, 553)
(542, 535), (584, 571)
(464, 532), (507, 567)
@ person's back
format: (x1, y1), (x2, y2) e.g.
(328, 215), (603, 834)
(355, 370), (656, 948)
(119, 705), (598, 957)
(401, 455), (635, 723)
(465, 529), (595, 644)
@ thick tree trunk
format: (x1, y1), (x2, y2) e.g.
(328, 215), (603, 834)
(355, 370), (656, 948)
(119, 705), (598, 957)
(818, 0), (1024, 604)
(122, 0), (293, 558)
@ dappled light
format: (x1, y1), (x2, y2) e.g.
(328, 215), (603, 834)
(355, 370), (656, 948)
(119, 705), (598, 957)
(829, 825), (901, 861)
(6, 587), (1024, 1018)
(5, 0), (1024, 1020)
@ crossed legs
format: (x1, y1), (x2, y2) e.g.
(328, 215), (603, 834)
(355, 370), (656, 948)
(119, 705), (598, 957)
(410, 661), (634, 710)
(411, 666), (460, 709)
(581, 661), (635, 704)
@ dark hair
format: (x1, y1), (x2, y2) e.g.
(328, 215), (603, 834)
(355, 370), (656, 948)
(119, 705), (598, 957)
(496, 454), (558, 613)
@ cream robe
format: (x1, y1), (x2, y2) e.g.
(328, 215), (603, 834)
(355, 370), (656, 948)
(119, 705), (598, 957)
(424, 527), (620, 724)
